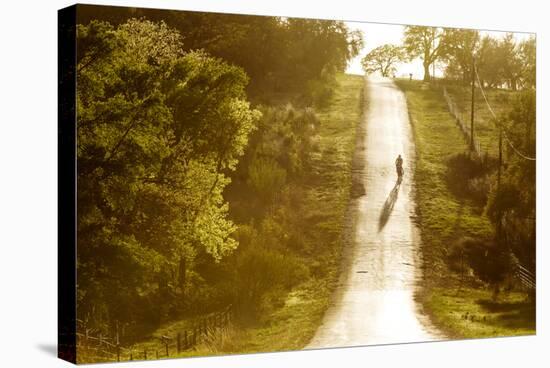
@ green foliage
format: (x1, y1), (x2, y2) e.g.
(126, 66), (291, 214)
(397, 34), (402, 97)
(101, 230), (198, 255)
(361, 44), (407, 77)
(403, 26), (445, 81)
(222, 73), (364, 346)
(247, 157), (287, 203)
(454, 237), (514, 290)
(477, 34), (535, 90)
(440, 29), (479, 83)
(446, 152), (492, 204)
(234, 244), (309, 319)
(519, 37), (536, 87)
(403, 26), (535, 90)
(75, 10), (364, 350)
(485, 90), (535, 269)
(77, 5), (363, 104)
(77, 19), (261, 333)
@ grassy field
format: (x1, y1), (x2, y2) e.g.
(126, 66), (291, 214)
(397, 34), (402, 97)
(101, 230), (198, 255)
(395, 79), (535, 339)
(126, 73), (365, 360)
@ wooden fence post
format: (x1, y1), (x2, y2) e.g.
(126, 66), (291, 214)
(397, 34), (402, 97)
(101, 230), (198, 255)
(143, 349), (147, 360)
(165, 341), (169, 356)
(177, 332), (181, 353)
(156, 350), (159, 360)
(116, 344), (120, 362)
(184, 330), (189, 349)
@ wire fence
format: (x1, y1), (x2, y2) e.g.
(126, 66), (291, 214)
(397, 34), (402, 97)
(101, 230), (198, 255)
(76, 305), (233, 362)
(441, 86), (482, 158)
(515, 264), (536, 291)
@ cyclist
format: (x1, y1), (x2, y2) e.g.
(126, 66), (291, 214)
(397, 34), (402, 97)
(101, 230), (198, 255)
(395, 155), (404, 178)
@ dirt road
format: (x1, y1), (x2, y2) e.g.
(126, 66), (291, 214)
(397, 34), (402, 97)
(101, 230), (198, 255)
(307, 76), (443, 349)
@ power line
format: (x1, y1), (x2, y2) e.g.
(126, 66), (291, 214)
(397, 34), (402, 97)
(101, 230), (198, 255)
(473, 66), (536, 161)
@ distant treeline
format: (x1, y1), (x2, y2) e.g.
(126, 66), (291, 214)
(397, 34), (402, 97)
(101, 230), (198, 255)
(76, 6), (361, 340)
(363, 26), (535, 90)
(77, 5), (362, 104)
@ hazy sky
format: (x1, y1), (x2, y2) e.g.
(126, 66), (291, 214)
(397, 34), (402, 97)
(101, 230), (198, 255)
(344, 21), (535, 78)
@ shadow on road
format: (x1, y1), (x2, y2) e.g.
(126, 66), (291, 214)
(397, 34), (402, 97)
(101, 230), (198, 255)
(378, 178), (401, 232)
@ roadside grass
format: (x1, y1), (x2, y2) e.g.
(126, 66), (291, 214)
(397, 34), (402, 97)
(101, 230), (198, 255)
(123, 277), (332, 360)
(394, 79), (534, 338)
(128, 73), (365, 358)
(423, 287), (535, 339)
(172, 277), (335, 358)
(223, 73), (365, 354)
(394, 79), (493, 276)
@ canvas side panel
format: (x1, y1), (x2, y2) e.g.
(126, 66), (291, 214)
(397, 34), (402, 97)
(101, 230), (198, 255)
(58, 4), (77, 364)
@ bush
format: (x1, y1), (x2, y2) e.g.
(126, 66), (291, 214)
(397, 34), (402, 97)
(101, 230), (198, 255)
(446, 152), (491, 204)
(234, 245), (309, 320)
(247, 157), (287, 203)
(450, 237), (514, 298)
(467, 176), (492, 204)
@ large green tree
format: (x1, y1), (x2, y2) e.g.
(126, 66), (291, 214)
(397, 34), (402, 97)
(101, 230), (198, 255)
(519, 36), (536, 88)
(361, 44), (406, 77)
(476, 35), (502, 88)
(476, 34), (531, 90)
(76, 19), (261, 332)
(499, 33), (523, 90)
(440, 29), (480, 84)
(403, 26), (445, 81)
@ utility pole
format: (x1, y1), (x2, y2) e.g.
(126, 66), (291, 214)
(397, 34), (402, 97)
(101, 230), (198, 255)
(432, 33), (436, 82)
(498, 126), (502, 188)
(470, 56), (476, 151)
(497, 125), (503, 238)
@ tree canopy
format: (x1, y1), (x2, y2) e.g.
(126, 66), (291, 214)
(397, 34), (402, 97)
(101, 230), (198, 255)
(77, 19), (261, 331)
(403, 26), (445, 81)
(361, 44), (406, 77)
(77, 5), (363, 104)
(440, 29), (479, 83)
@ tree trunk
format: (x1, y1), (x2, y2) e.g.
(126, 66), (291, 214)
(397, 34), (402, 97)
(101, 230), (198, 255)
(511, 78), (517, 91)
(463, 69), (469, 85)
(178, 256), (186, 290)
(423, 62), (431, 81)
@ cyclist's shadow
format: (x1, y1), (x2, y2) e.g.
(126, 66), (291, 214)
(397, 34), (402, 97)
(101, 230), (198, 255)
(378, 177), (402, 232)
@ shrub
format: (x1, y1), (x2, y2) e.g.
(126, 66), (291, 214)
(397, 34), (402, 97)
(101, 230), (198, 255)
(451, 237), (514, 298)
(247, 157), (287, 203)
(446, 152), (491, 204)
(234, 245), (309, 320)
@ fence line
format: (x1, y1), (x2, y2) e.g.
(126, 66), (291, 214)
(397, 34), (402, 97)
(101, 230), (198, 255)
(515, 264), (536, 290)
(77, 304), (233, 362)
(441, 86), (482, 158)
